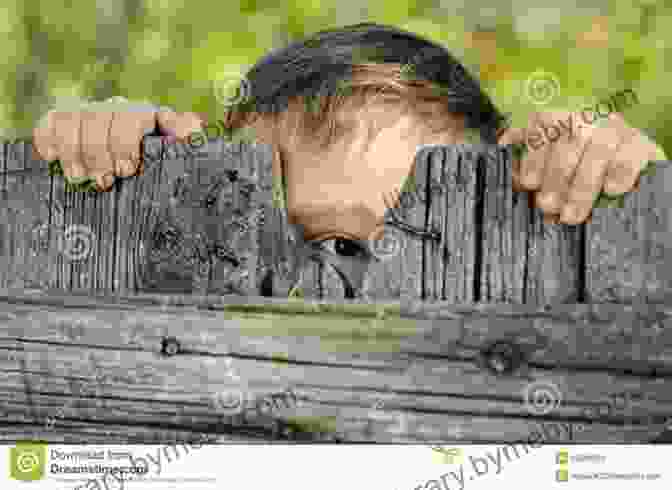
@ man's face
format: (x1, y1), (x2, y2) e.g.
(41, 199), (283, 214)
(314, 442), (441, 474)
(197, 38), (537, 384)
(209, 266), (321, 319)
(279, 103), (466, 243)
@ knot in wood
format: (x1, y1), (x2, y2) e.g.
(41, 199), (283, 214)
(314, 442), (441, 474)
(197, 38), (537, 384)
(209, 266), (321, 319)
(152, 224), (183, 252)
(482, 340), (524, 374)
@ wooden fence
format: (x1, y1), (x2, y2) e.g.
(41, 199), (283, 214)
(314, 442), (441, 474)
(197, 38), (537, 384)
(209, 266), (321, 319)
(0, 137), (671, 443)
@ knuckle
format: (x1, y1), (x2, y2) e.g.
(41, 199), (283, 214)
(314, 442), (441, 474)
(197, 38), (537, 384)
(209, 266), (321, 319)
(603, 182), (627, 194)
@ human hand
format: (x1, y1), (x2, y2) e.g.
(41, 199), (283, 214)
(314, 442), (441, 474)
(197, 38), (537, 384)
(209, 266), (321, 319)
(498, 111), (667, 223)
(33, 97), (203, 191)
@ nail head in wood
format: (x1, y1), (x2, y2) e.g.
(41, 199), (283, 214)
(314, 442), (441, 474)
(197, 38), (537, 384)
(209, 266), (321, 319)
(161, 337), (181, 356)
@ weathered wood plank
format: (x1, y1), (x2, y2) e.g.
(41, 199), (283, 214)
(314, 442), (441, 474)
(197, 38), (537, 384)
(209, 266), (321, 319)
(424, 146), (446, 300)
(438, 146), (479, 302)
(2, 138), (672, 305)
(22, 144), (56, 291)
(0, 292), (670, 443)
(1, 141), (27, 288)
(393, 145), (478, 302)
(0, 424), (256, 444)
(587, 160), (672, 303)
(480, 145), (582, 304)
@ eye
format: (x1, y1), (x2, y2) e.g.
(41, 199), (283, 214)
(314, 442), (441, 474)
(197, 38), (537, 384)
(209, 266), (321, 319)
(318, 237), (366, 258)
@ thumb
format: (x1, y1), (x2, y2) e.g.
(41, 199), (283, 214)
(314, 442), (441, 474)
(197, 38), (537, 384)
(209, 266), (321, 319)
(497, 126), (526, 147)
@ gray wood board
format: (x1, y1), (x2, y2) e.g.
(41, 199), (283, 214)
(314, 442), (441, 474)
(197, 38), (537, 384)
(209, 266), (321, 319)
(1, 138), (671, 304)
(0, 291), (670, 443)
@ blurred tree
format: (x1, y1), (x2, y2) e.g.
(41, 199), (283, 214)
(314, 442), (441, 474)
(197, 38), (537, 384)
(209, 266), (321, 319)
(0, 0), (668, 155)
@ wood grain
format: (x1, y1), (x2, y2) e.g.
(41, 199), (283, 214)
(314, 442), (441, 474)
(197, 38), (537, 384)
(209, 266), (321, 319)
(586, 161), (672, 303)
(1, 138), (671, 304)
(0, 291), (670, 443)
(479, 145), (583, 304)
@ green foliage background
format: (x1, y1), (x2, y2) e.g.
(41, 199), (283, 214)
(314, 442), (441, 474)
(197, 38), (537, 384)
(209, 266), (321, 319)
(0, 0), (670, 155)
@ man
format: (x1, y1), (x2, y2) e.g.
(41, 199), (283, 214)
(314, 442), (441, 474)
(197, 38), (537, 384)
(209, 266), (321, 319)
(32, 23), (666, 294)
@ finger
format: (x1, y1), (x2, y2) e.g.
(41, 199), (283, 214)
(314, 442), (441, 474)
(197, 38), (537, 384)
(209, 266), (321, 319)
(80, 110), (116, 179)
(518, 113), (553, 190)
(156, 110), (204, 139)
(560, 129), (617, 224)
(109, 110), (157, 177)
(52, 112), (87, 179)
(135, 158), (145, 177)
(497, 126), (525, 146)
(32, 110), (58, 161)
(603, 129), (661, 195)
(536, 112), (584, 214)
(94, 172), (116, 192)
(543, 213), (560, 225)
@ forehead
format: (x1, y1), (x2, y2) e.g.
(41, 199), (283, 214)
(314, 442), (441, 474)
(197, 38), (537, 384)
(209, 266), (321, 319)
(250, 93), (462, 153)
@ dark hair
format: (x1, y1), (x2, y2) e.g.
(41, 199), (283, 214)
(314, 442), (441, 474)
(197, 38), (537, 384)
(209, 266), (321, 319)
(243, 23), (506, 143)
